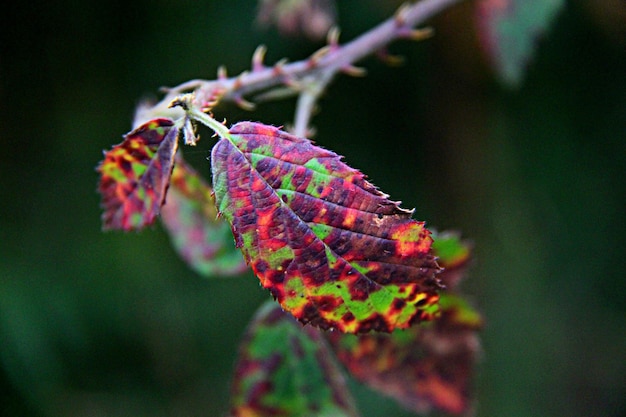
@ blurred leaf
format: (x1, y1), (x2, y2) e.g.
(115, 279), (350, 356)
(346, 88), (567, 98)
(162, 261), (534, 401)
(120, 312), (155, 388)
(476, 0), (565, 86)
(432, 231), (472, 289)
(160, 158), (248, 277)
(97, 118), (178, 231)
(329, 293), (482, 415)
(230, 300), (359, 417)
(256, 0), (337, 41)
(211, 122), (442, 333)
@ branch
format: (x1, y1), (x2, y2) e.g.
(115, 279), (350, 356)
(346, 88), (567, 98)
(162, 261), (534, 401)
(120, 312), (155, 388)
(133, 0), (463, 131)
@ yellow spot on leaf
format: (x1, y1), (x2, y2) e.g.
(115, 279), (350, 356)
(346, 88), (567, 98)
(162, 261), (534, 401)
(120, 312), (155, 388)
(342, 209), (357, 228)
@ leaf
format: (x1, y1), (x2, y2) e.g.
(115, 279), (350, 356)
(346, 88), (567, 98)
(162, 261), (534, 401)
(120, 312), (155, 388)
(256, 0), (337, 41)
(211, 122), (442, 334)
(159, 158), (248, 277)
(98, 118), (179, 231)
(328, 293), (482, 416)
(432, 231), (472, 290)
(328, 234), (481, 415)
(476, 0), (565, 86)
(230, 300), (359, 417)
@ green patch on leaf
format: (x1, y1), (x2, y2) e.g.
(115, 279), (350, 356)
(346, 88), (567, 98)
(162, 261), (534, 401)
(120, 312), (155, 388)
(432, 231), (473, 289)
(439, 293), (483, 329)
(432, 232), (470, 268)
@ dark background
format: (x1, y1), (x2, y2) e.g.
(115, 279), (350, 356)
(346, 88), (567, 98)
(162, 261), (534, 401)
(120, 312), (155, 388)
(1, 1), (625, 416)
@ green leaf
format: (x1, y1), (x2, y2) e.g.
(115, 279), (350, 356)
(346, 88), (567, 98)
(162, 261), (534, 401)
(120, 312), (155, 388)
(211, 122), (442, 334)
(160, 158), (248, 277)
(476, 0), (565, 86)
(97, 118), (178, 231)
(328, 293), (482, 415)
(230, 300), (359, 417)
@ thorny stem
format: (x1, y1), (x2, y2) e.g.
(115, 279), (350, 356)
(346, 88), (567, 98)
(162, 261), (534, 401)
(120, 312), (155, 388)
(292, 71), (333, 137)
(134, 0), (463, 134)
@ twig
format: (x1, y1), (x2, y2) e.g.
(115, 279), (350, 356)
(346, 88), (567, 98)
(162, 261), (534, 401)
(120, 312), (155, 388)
(133, 0), (463, 132)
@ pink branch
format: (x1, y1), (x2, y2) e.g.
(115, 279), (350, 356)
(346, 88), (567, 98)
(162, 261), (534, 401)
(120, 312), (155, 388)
(134, 0), (463, 129)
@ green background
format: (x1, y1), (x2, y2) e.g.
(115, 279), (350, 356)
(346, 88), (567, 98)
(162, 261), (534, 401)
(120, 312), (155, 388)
(1, 1), (624, 416)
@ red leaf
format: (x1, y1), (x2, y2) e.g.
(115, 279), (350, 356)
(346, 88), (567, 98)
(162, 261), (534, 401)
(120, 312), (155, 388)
(211, 122), (442, 334)
(97, 118), (178, 231)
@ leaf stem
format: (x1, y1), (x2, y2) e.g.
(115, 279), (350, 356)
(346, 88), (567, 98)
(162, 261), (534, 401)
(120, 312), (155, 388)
(292, 71), (333, 137)
(188, 106), (230, 139)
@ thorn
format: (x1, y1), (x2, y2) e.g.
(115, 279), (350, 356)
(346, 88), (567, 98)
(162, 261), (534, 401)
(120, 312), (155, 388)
(309, 45), (331, 67)
(234, 96), (256, 111)
(394, 2), (411, 27)
(233, 71), (249, 90)
(272, 58), (288, 76)
(252, 45), (267, 72)
(269, 59), (299, 89)
(200, 87), (225, 112)
(217, 65), (228, 80)
(326, 26), (340, 47)
(341, 65), (367, 77)
(377, 50), (405, 66)
(169, 93), (195, 110)
(169, 98), (185, 110)
(405, 27), (434, 41)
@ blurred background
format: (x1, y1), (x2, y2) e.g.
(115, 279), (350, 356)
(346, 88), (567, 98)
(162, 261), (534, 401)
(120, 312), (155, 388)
(1, 0), (624, 416)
